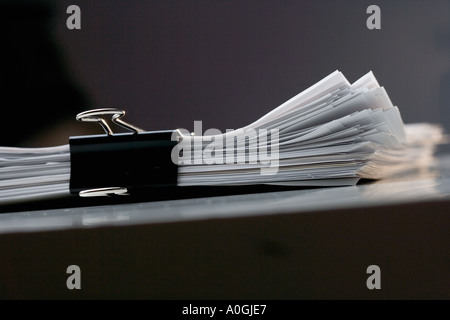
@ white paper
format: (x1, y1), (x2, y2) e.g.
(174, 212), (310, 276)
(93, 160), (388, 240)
(0, 71), (445, 203)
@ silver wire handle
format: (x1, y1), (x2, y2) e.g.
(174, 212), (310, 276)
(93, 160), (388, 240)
(76, 108), (144, 135)
(79, 187), (129, 197)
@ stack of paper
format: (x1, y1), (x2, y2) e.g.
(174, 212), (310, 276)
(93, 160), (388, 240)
(0, 145), (70, 203)
(0, 70), (445, 204)
(176, 70), (445, 186)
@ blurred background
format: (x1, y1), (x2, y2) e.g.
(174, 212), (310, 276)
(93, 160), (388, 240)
(1, 0), (449, 147)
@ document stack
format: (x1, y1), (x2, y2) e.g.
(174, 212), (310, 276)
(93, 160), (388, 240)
(0, 70), (445, 204)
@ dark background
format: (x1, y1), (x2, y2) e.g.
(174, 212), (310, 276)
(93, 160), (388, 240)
(1, 0), (449, 147)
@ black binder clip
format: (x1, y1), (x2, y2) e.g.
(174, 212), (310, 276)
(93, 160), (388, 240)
(69, 108), (180, 197)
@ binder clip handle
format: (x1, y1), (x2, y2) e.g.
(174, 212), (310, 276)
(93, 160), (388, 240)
(79, 187), (129, 197)
(76, 108), (144, 135)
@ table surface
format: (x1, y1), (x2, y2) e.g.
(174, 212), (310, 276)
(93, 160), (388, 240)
(1, 153), (449, 299)
(1, 154), (450, 235)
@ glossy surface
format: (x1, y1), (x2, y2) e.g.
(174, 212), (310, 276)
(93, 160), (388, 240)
(1, 154), (449, 235)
